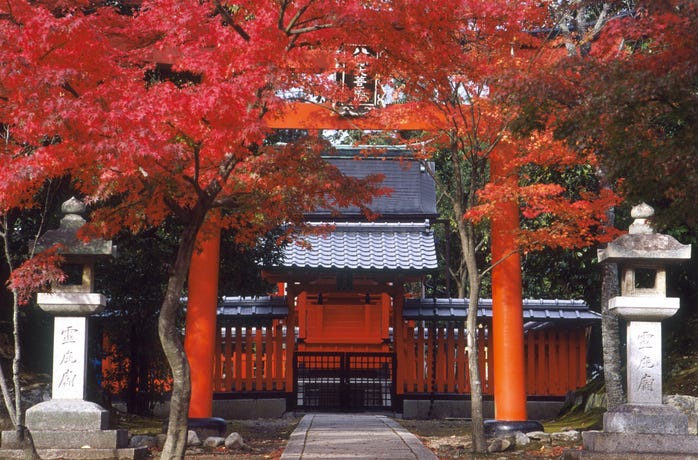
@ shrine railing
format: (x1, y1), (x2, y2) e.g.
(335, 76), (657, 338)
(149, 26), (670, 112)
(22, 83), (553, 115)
(213, 324), (291, 392)
(211, 322), (589, 397)
(395, 322), (589, 397)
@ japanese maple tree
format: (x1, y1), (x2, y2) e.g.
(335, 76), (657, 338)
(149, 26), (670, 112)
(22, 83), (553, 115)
(507, 0), (697, 230)
(499, 0), (697, 410)
(1, 1), (386, 458)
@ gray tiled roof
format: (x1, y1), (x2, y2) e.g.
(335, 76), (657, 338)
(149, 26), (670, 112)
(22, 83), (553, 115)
(403, 298), (600, 326)
(215, 296), (598, 328)
(311, 148), (437, 219)
(217, 296), (288, 318)
(281, 221), (438, 271)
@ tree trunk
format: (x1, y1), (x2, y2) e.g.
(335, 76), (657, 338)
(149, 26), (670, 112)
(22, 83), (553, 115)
(463, 236), (485, 452)
(466, 287), (485, 452)
(600, 202), (624, 410)
(159, 222), (201, 460)
(455, 212), (486, 452)
(456, 278), (466, 299)
(601, 261), (624, 410)
(14, 295), (40, 460)
(1, 218), (41, 460)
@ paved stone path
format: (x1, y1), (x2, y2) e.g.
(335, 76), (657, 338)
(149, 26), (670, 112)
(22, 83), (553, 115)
(280, 413), (438, 459)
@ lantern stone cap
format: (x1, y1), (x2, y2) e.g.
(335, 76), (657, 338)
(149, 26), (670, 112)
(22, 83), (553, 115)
(35, 197), (115, 258)
(36, 292), (106, 316)
(598, 203), (691, 265)
(608, 295), (680, 321)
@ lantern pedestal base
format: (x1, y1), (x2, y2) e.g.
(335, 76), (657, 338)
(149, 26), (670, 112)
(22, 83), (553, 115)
(0, 400), (147, 459)
(604, 403), (688, 435)
(26, 399), (108, 431)
(563, 431), (698, 460)
(0, 447), (147, 460)
(564, 403), (697, 460)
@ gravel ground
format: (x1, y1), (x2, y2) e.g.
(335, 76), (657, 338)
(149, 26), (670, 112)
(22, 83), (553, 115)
(174, 416), (582, 459)
(396, 418), (582, 459)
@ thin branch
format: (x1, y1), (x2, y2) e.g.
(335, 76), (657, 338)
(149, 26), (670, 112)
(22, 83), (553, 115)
(182, 174), (208, 204)
(0, 215), (18, 426)
(192, 143), (201, 185)
(163, 195), (192, 223)
(61, 82), (80, 99)
(590, 3), (611, 38)
(278, 0), (291, 31)
(288, 15), (326, 29)
(28, 180), (54, 259)
(420, 159), (454, 204)
(474, 237), (486, 253)
(287, 23), (333, 35)
(480, 249), (520, 278)
(284, 1), (312, 34)
(1, 0), (22, 26)
(213, 0), (250, 41)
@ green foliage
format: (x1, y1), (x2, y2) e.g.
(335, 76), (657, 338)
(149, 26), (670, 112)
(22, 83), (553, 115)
(664, 230), (698, 391)
(522, 247), (599, 303)
(218, 227), (285, 296)
(95, 225), (177, 414)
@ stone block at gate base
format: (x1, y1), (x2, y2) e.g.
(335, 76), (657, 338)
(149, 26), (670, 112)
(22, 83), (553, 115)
(1, 429), (128, 449)
(0, 448), (147, 460)
(212, 398), (287, 419)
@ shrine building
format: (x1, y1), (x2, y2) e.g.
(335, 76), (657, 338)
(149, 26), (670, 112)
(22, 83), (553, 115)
(203, 146), (600, 419)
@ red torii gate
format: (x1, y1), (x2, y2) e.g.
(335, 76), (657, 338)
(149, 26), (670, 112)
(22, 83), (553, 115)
(184, 100), (528, 427)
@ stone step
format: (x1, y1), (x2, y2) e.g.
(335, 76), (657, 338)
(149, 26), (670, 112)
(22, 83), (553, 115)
(1, 429), (128, 449)
(581, 431), (698, 455)
(0, 447), (147, 460)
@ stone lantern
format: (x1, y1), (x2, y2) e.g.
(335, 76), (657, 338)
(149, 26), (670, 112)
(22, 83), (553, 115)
(0, 198), (145, 459)
(569, 203), (697, 459)
(34, 197), (115, 401)
(599, 202), (690, 410)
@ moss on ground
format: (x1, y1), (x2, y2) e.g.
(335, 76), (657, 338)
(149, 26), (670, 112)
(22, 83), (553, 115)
(543, 408), (604, 432)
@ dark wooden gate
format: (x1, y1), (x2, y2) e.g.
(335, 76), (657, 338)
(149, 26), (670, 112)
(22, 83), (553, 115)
(293, 352), (396, 411)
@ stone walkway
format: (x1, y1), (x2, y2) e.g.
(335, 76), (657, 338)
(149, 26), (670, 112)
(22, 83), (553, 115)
(280, 413), (438, 459)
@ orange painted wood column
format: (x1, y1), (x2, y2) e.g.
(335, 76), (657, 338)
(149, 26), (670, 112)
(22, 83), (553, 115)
(490, 143), (527, 422)
(185, 224), (221, 418)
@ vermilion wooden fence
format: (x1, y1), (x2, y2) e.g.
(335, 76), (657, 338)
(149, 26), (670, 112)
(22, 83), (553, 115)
(211, 322), (589, 397)
(524, 327), (588, 396)
(393, 322), (588, 396)
(395, 322), (491, 395)
(213, 324), (289, 392)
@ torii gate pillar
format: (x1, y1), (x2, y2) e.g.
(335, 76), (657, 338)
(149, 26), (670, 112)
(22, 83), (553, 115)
(184, 223), (226, 436)
(486, 142), (543, 435)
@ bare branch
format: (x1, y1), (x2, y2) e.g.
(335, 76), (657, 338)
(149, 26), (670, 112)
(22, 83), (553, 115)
(0, 0), (21, 26)
(163, 195), (193, 223)
(287, 23), (333, 35)
(480, 249), (520, 278)
(214, 0), (250, 42)
(284, 1), (312, 34)
(278, 0), (291, 30)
